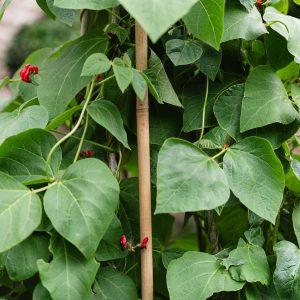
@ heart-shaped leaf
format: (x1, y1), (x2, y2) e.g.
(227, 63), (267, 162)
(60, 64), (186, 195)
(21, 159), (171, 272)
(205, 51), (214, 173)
(81, 53), (111, 76)
(167, 251), (244, 300)
(214, 83), (300, 148)
(112, 58), (133, 93)
(0, 106), (48, 145)
(156, 138), (230, 213)
(44, 158), (119, 258)
(0, 129), (62, 185)
(166, 39), (203, 66)
(183, 0), (225, 50)
(240, 66), (297, 132)
(88, 267), (138, 300)
(228, 239), (270, 284)
(223, 137), (285, 224)
(222, 1), (267, 43)
(0, 172), (42, 252)
(87, 100), (129, 148)
(37, 234), (99, 300)
(38, 33), (108, 119)
(118, 0), (198, 43)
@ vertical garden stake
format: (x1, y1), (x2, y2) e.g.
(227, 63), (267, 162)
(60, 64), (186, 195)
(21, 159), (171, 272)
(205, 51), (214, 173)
(135, 21), (153, 300)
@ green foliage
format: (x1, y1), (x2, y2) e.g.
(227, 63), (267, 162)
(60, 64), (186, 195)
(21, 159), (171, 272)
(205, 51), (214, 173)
(0, 0), (300, 299)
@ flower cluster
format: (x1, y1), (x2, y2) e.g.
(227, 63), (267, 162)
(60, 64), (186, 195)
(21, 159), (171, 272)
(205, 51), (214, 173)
(19, 64), (39, 83)
(120, 235), (149, 252)
(79, 150), (93, 158)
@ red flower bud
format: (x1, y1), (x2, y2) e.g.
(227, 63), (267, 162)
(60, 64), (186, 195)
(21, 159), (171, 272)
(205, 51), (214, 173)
(120, 235), (129, 248)
(79, 152), (84, 157)
(139, 236), (149, 249)
(19, 64), (39, 83)
(97, 74), (102, 81)
(87, 150), (93, 157)
(224, 143), (230, 149)
(256, 0), (263, 6)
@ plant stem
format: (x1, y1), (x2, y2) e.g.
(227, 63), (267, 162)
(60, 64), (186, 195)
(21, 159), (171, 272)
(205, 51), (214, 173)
(106, 9), (123, 21)
(51, 130), (117, 152)
(45, 78), (96, 180)
(94, 74), (115, 87)
(32, 181), (58, 194)
(73, 113), (89, 163)
(125, 262), (139, 275)
(210, 147), (227, 161)
(197, 77), (209, 147)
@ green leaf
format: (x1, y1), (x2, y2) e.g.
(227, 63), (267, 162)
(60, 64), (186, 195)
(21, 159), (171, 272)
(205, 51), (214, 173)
(244, 227), (264, 247)
(44, 159), (119, 258)
(183, 0), (225, 50)
(0, 172), (42, 252)
(112, 58), (133, 93)
(223, 137), (285, 224)
(273, 240), (300, 299)
(214, 83), (300, 148)
(0, 106), (49, 145)
(228, 239), (270, 284)
(0, 0), (11, 20)
(5, 233), (50, 281)
(118, 0), (198, 43)
(183, 76), (240, 132)
(38, 33), (108, 119)
(167, 251), (244, 300)
(46, 0), (79, 26)
(200, 127), (231, 150)
(81, 53), (111, 76)
(292, 159), (300, 181)
(144, 50), (182, 107)
(214, 83), (245, 140)
(0, 129), (61, 185)
(222, 1), (267, 43)
(264, 7), (300, 63)
(131, 69), (147, 100)
(96, 216), (127, 261)
(166, 39), (203, 66)
(37, 234), (99, 300)
(89, 267), (138, 300)
(195, 42), (222, 81)
(87, 100), (129, 148)
(155, 138), (230, 213)
(292, 202), (300, 247)
(54, 0), (119, 9)
(33, 283), (51, 300)
(240, 66), (297, 132)
(46, 105), (82, 130)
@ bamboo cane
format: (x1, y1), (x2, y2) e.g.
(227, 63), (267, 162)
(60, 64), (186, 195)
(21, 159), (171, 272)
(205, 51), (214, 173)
(135, 22), (153, 300)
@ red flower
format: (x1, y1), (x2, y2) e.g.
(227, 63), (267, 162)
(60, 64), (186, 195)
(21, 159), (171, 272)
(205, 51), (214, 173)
(120, 235), (129, 248)
(97, 74), (103, 81)
(87, 150), (93, 157)
(256, 0), (263, 6)
(139, 236), (149, 249)
(19, 64), (39, 83)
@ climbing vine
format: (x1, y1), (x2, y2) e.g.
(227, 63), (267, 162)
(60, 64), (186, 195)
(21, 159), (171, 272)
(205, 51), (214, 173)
(0, 0), (300, 299)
